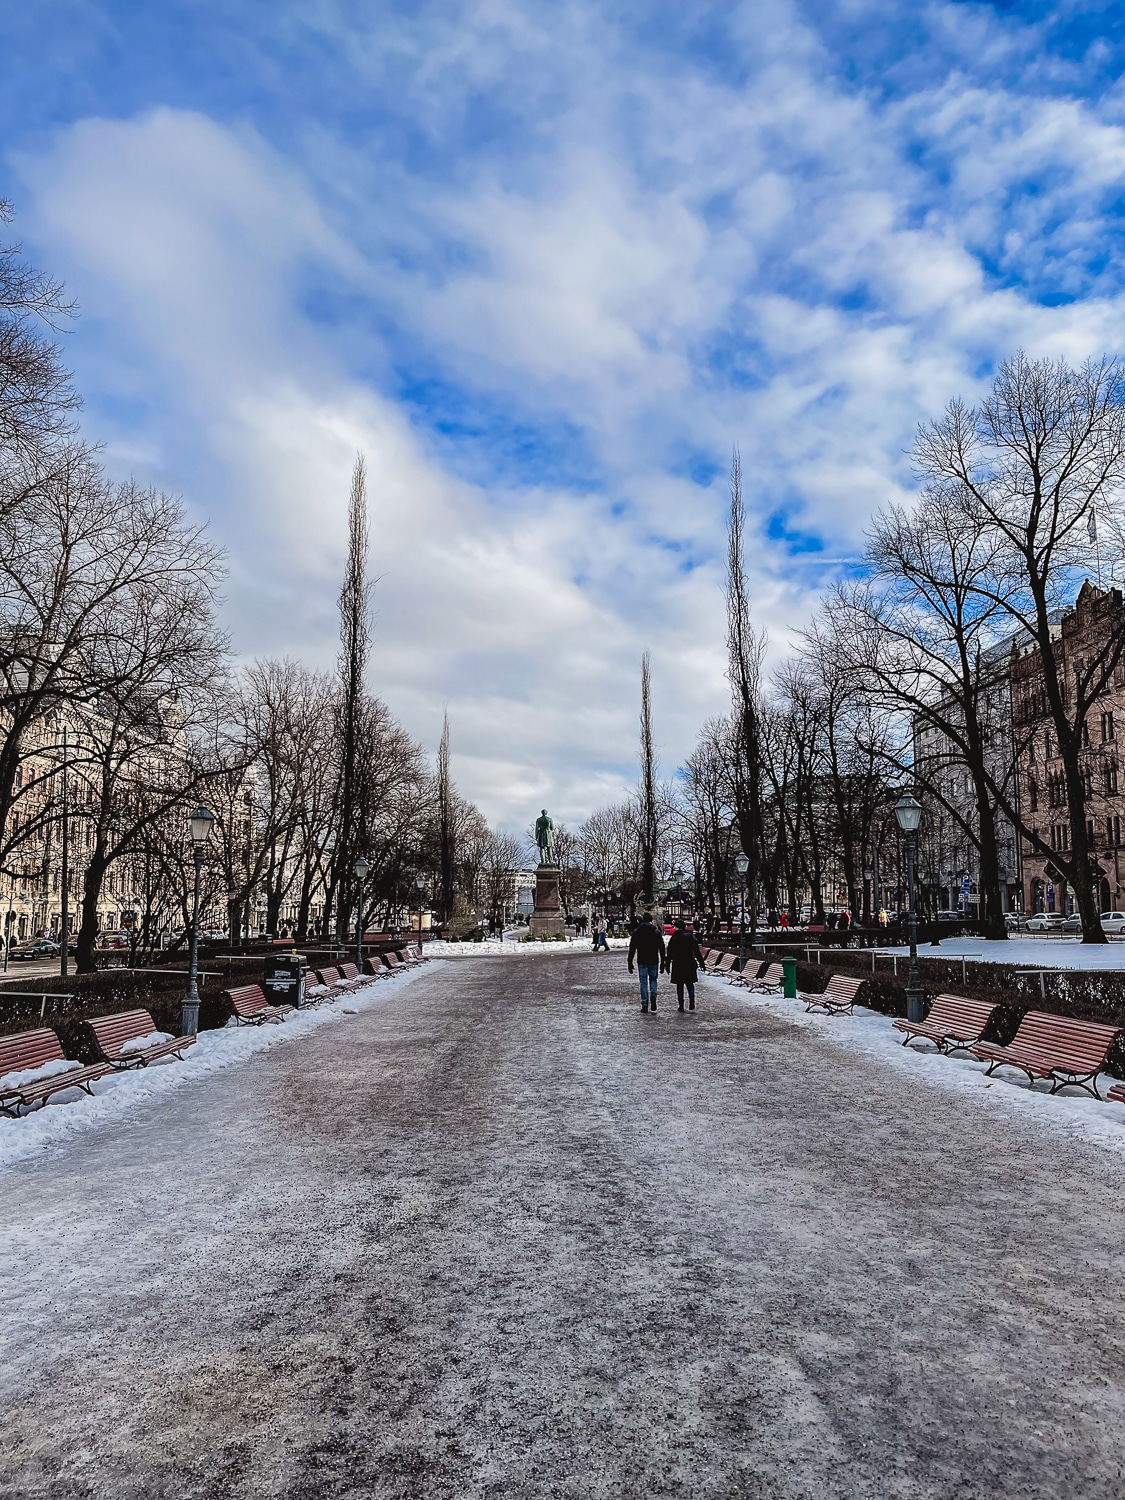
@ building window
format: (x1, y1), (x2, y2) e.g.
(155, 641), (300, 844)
(1029, 782), (1038, 812)
(1083, 720), (1091, 748)
(1107, 762), (1119, 796)
(1083, 767), (1094, 798)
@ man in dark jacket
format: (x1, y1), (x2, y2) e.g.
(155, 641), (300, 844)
(665, 918), (705, 1011)
(627, 912), (666, 1012)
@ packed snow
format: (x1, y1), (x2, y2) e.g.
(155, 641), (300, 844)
(423, 935), (630, 956)
(0, 962), (431, 1171)
(875, 935), (1125, 970)
(710, 970), (1125, 1153)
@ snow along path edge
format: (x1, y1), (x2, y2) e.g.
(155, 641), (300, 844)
(705, 972), (1125, 1156)
(0, 962), (433, 1173)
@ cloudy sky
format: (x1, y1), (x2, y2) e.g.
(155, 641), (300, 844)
(2, 1), (1123, 831)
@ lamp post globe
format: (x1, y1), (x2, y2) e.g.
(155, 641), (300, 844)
(183, 805), (214, 1038)
(894, 793), (925, 1023)
(414, 873), (426, 948)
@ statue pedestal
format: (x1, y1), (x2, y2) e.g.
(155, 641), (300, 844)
(529, 864), (565, 938)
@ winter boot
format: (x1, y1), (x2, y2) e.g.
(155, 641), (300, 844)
(689, 998), (696, 1010)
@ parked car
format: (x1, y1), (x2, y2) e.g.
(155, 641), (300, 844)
(1062, 914), (1083, 933)
(1101, 911), (1125, 934)
(10, 938), (60, 960)
(935, 910), (963, 922)
(96, 933), (129, 950)
(1025, 913), (1067, 933)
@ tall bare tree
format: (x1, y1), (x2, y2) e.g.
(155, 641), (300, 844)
(726, 448), (765, 943)
(436, 711), (454, 922)
(639, 651), (657, 904)
(915, 352), (1125, 941)
(333, 453), (371, 940)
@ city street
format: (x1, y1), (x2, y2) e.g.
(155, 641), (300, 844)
(2, 952), (1124, 1498)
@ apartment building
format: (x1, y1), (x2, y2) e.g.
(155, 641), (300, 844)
(1013, 581), (1125, 915)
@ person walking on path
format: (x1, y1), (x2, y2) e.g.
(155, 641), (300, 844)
(665, 918), (705, 1011)
(627, 912), (666, 1012)
(592, 920), (609, 953)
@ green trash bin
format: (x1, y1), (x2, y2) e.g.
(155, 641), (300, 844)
(782, 955), (798, 999)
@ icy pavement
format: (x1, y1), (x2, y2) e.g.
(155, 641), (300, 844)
(3, 952), (1125, 1497)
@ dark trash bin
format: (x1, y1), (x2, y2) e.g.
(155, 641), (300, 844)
(264, 952), (307, 1008)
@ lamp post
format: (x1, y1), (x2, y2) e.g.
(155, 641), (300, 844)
(183, 805), (214, 1038)
(735, 850), (749, 975)
(894, 793), (924, 1024)
(415, 872), (426, 948)
(353, 857), (369, 972)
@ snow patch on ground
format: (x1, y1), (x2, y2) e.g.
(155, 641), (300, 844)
(708, 973), (1125, 1154)
(0, 965), (430, 1172)
(423, 936), (630, 956)
(878, 936), (1125, 969)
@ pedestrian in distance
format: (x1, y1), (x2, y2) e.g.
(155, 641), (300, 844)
(627, 912), (666, 1012)
(592, 920), (609, 953)
(666, 918), (705, 1011)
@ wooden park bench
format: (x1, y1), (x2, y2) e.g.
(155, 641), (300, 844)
(0, 1028), (114, 1116)
(314, 966), (343, 989)
(711, 952), (737, 978)
(738, 961), (784, 993)
(87, 1009), (196, 1070)
(1106, 1080), (1125, 1106)
(381, 951), (405, 973)
(224, 984), (292, 1026)
(893, 993), (998, 1054)
(971, 1011), (1123, 1099)
(803, 974), (864, 1016)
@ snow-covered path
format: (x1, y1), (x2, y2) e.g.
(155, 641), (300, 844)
(2, 954), (1125, 1498)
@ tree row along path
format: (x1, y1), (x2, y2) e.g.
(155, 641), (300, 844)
(1, 954), (1124, 1499)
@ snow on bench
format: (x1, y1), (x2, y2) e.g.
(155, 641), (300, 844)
(0, 1028), (113, 1116)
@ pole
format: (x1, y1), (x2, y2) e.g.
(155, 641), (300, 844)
(906, 832), (923, 1024)
(183, 846), (203, 1037)
(59, 725), (68, 978)
(356, 874), (365, 973)
(3, 871), (12, 972)
(738, 876), (747, 974)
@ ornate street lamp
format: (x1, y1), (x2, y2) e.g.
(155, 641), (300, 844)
(894, 793), (924, 1023)
(735, 850), (749, 975)
(415, 872), (426, 949)
(353, 856), (369, 972)
(183, 805), (214, 1037)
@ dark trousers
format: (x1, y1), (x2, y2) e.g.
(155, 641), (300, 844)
(676, 981), (695, 1007)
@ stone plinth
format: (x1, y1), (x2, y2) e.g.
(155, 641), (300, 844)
(529, 864), (566, 938)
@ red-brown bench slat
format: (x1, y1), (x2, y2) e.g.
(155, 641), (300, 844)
(971, 1011), (1122, 1098)
(87, 1009), (196, 1069)
(0, 1027), (114, 1115)
(893, 993), (998, 1053)
(803, 974), (863, 1016)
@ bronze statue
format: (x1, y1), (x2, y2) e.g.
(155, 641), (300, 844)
(535, 808), (556, 866)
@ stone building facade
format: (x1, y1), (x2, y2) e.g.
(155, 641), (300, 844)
(1013, 582), (1125, 916)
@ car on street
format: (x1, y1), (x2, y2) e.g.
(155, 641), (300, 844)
(935, 910), (963, 922)
(1025, 913), (1067, 933)
(1101, 911), (1125, 934)
(9, 938), (60, 960)
(1062, 914), (1082, 933)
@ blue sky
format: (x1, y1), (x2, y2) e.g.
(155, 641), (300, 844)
(3, 1), (1124, 827)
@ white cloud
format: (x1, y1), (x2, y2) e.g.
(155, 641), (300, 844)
(11, 1), (1125, 831)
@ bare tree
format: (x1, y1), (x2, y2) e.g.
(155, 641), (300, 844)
(436, 712), (454, 923)
(0, 200), (79, 459)
(726, 448), (765, 943)
(915, 352), (1125, 941)
(333, 453), (371, 940)
(639, 652), (657, 904)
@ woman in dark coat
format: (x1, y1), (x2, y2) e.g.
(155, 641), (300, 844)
(665, 918), (705, 1011)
